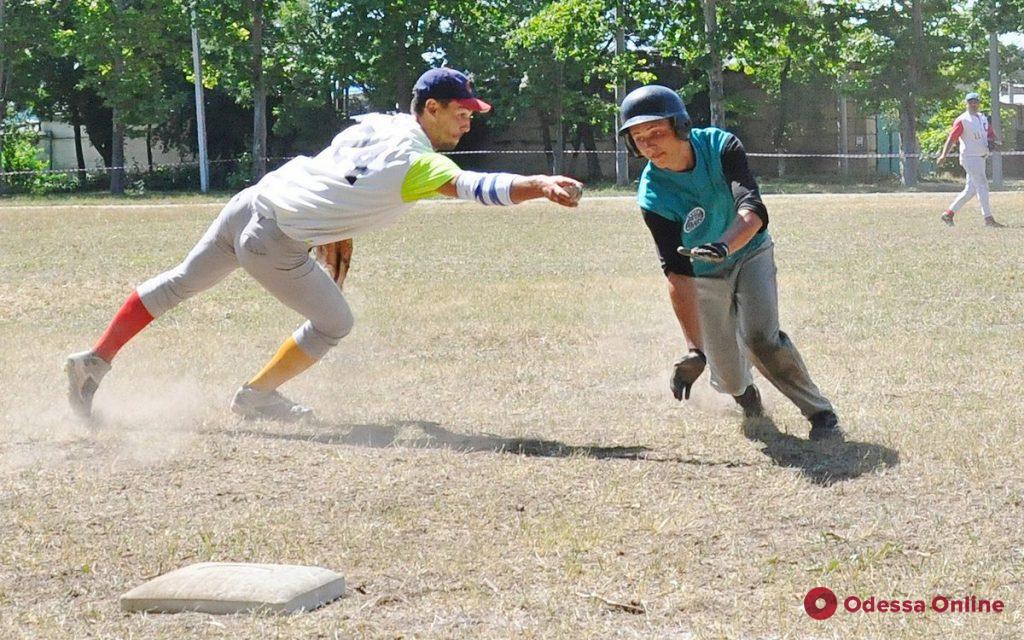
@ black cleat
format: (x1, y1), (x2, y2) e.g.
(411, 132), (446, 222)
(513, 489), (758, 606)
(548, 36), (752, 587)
(733, 385), (764, 419)
(809, 410), (844, 441)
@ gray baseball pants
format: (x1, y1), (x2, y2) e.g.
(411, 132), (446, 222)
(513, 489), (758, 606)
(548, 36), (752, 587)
(136, 187), (353, 359)
(695, 240), (833, 418)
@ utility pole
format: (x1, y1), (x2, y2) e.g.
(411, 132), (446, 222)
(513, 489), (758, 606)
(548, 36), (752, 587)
(989, 29), (1003, 188)
(190, 3), (209, 192)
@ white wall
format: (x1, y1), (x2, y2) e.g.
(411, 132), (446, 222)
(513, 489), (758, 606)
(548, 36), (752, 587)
(37, 121), (190, 171)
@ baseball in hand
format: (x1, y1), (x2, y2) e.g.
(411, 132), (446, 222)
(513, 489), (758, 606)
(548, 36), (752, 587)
(564, 183), (583, 203)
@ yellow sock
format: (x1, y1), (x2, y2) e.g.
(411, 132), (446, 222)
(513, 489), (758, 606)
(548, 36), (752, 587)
(247, 336), (317, 391)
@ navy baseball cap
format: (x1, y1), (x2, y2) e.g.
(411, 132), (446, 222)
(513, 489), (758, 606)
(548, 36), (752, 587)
(965, 92), (981, 102)
(413, 68), (492, 113)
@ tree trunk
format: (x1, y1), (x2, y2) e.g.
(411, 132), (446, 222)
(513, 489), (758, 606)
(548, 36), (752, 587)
(0, 123), (5, 195)
(393, 62), (410, 113)
(82, 90), (113, 168)
(898, 0), (923, 187)
(72, 106), (87, 183)
(110, 62), (126, 193)
(146, 124), (154, 172)
(110, 104), (126, 194)
(703, 0), (725, 127)
(108, 0), (128, 193)
(250, 0), (267, 180)
(553, 63), (565, 174)
(898, 98), (918, 187)
(581, 121), (601, 181)
(568, 125), (582, 177)
(614, 2), (628, 186)
(773, 57), (791, 178)
(0, 0), (8, 194)
(538, 111), (553, 172)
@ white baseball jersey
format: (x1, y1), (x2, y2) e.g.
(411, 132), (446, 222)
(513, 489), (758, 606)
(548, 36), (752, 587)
(951, 111), (991, 158)
(252, 113), (461, 245)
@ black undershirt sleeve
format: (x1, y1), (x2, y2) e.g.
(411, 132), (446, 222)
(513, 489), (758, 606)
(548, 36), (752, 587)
(720, 135), (769, 231)
(642, 209), (694, 277)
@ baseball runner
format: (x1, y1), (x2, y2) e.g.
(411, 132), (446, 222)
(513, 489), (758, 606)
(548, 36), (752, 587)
(938, 91), (1004, 228)
(618, 85), (842, 441)
(66, 68), (583, 422)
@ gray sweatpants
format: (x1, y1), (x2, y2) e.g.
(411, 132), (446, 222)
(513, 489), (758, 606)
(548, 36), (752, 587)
(136, 187), (353, 360)
(695, 240), (833, 418)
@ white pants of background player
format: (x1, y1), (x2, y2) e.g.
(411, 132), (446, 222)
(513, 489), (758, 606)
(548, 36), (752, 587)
(136, 186), (353, 360)
(948, 155), (992, 219)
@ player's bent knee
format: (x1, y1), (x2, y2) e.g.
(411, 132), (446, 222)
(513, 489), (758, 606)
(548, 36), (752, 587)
(137, 269), (192, 318)
(295, 315), (352, 360)
(324, 307), (355, 342)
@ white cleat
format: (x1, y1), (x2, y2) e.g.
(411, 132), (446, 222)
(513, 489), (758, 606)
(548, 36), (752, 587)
(230, 385), (314, 423)
(64, 350), (111, 419)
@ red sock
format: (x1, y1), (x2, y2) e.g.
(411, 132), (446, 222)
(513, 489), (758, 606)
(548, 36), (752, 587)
(945, 209), (955, 217)
(93, 290), (154, 363)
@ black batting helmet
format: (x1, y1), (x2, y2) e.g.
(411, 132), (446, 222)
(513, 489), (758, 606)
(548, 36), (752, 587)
(618, 85), (691, 156)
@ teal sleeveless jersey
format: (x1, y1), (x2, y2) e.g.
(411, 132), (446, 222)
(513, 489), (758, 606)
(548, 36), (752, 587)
(637, 127), (769, 276)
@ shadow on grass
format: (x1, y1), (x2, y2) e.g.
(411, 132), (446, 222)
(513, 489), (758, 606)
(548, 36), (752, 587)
(225, 419), (751, 467)
(741, 417), (899, 486)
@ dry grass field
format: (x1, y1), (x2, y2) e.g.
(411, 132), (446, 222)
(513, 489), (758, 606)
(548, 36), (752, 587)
(1, 191), (1023, 639)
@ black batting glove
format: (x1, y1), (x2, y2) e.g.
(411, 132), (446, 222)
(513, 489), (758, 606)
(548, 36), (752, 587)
(671, 348), (707, 401)
(689, 242), (730, 263)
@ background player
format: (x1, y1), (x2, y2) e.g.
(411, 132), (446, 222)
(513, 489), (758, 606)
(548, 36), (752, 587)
(938, 91), (1003, 228)
(618, 85), (842, 441)
(65, 68), (583, 423)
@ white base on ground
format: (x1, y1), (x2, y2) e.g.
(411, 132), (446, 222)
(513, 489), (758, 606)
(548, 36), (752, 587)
(120, 562), (346, 615)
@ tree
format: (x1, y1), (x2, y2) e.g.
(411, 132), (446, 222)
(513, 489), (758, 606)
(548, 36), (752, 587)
(192, 0), (284, 181)
(725, 0), (849, 164)
(508, 0), (656, 177)
(0, 0), (56, 192)
(838, 0), (964, 186)
(61, 0), (189, 193)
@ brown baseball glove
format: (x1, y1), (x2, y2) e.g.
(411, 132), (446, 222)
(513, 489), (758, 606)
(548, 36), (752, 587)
(313, 239), (354, 289)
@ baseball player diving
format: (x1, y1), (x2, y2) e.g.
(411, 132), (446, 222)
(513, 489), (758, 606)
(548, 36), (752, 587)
(65, 68), (583, 422)
(618, 84), (842, 441)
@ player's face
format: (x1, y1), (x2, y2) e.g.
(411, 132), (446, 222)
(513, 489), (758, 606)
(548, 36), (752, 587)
(423, 99), (474, 150)
(628, 119), (687, 169)
(967, 99), (980, 114)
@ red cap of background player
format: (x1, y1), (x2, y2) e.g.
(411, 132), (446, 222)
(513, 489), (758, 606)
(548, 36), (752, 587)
(413, 68), (492, 113)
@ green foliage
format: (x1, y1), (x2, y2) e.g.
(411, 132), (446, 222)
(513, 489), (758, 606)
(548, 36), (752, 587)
(506, 0), (656, 138)
(1, 128), (76, 194)
(225, 151), (254, 191)
(61, 0), (189, 126)
(3, 0), (1024, 191)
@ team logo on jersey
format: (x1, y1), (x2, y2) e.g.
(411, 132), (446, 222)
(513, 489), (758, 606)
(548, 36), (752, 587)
(684, 207), (706, 233)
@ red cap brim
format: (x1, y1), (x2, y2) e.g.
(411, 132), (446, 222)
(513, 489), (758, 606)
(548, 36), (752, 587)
(456, 97), (492, 113)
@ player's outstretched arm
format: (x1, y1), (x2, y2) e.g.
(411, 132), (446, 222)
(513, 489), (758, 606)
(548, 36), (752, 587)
(437, 172), (583, 207)
(937, 121), (962, 163)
